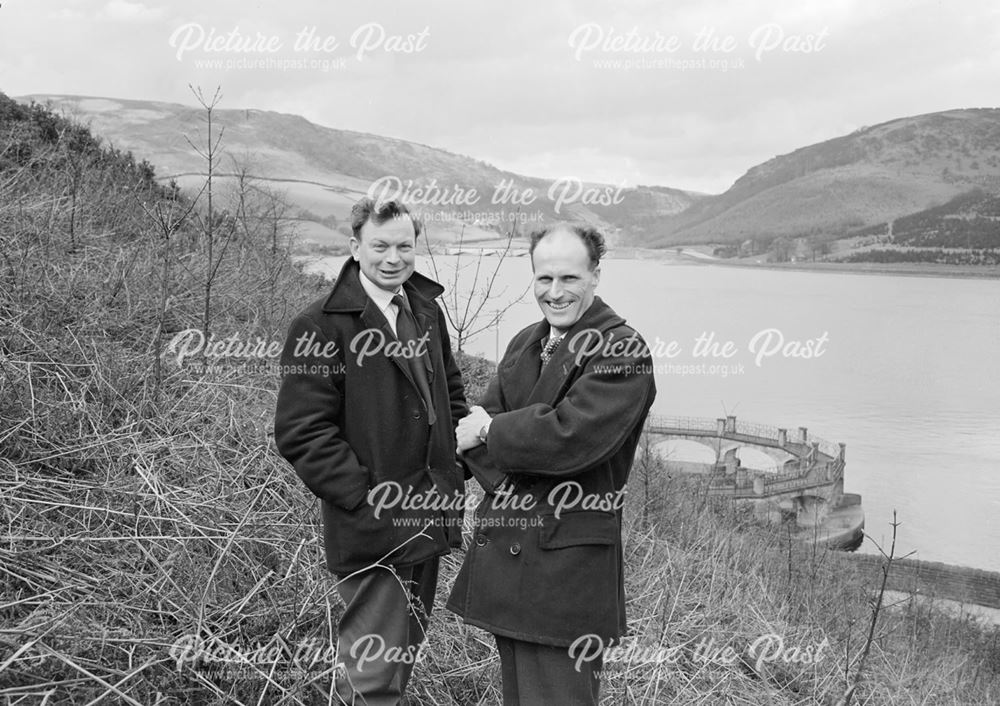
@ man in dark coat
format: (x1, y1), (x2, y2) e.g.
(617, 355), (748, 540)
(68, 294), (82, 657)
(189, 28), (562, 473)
(275, 198), (467, 705)
(447, 223), (656, 704)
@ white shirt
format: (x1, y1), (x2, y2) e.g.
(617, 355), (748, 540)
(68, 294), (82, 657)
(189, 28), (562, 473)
(544, 327), (566, 347)
(358, 270), (403, 336)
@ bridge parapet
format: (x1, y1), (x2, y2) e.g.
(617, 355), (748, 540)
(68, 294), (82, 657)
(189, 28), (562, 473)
(647, 415), (845, 462)
(711, 475), (835, 499)
(652, 415), (718, 433)
(733, 418), (785, 440)
(710, 458), (844, 497)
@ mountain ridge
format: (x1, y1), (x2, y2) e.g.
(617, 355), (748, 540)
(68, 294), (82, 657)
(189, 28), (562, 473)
(652, 106), (1000, 246)
(16, 93), (701, 246)
(18, 94), (1000, 254)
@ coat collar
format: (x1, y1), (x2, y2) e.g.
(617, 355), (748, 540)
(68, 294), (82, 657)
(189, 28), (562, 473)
(322, 257), (441, 396)
(322, 258), (444, 315)
(501, 296), (627, 407)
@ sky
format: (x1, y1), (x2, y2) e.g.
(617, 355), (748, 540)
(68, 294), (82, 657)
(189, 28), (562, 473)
(1, 0), (998, 194)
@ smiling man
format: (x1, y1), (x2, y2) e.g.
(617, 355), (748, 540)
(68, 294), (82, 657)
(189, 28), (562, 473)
(448, 223), (656, 705)
(275, 197), (467, 705)
(533, 227), (600, 335)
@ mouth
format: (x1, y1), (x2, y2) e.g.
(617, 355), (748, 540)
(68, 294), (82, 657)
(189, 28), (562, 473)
(380, 269), (403, 277)
(546, 301), (572, 312)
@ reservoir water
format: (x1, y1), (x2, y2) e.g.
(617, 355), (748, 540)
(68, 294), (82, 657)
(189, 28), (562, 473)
(310, 255), (1000, 571)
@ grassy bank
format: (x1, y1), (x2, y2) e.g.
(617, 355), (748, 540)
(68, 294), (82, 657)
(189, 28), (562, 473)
(2, 95), (998, 704)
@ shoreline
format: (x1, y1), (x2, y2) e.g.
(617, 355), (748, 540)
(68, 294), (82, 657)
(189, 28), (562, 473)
(297, 243), (1000, 280)
(698, 257), (1000, 280)
(607, 247), (1000, 279)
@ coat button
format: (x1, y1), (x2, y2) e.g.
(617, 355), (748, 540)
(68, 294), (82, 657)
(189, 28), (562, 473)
(509, 542), (521, 555)
(475, 534), (487, 547)
(412, 410), (421, 420)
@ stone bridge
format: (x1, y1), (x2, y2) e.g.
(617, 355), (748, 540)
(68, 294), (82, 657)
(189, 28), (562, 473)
(643, 415), (859, 541)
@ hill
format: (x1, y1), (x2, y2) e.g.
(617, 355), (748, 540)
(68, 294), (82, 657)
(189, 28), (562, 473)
(649, 108), (1000, 246)
(17, 96), (1000, 259)
(16, 94), (702, 249)
(826, 188), (1000, 265)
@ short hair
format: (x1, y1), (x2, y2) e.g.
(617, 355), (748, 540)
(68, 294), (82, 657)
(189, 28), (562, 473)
(529, 223), (606, 269)
(351, 197), (423, 240)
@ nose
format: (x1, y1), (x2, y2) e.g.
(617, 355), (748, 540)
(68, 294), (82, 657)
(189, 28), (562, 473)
(385, 247), (401, 264)
(548, 280), (563, 299)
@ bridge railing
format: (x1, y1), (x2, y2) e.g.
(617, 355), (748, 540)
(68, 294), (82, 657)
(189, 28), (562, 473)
(648, 416), (718, 433)
(769, 463), (813, 480)
(710, 468), (840, 497)
(717, 461), (785, 475)
(648, 415), (787, 444)
(813, 437), (841, 460)
(646, 415), (845, 461)
(707, 456), (843, 488)
(733, 419), (784, 441)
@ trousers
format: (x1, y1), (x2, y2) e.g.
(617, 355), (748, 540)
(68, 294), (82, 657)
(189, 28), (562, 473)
(333, 558), (439, 705)
(494, 634), (602, 706)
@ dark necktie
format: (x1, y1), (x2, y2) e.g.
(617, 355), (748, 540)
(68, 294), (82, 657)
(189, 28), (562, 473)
(392, 294), (436, 425)
(540, 333), (564, 367)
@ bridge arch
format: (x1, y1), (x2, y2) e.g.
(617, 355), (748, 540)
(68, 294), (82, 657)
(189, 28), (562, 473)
(650, 439), (717, 472)
(715, 441), (796, 469)
(722, 445), (783, 473)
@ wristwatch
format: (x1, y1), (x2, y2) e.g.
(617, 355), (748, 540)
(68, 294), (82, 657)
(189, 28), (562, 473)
(478, 425), (489, 444)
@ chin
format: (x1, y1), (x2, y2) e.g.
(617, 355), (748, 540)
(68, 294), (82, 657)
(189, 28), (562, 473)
(546, 314), (579, 332)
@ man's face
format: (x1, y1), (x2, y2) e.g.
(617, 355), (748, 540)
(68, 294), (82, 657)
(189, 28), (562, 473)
(350, 214), (417, 291)
(531, 228), (600, 334)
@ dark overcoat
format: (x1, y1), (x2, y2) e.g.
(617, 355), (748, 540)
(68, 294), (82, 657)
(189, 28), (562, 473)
(447, 297), (656, 646)
(274, 258), (468, 575)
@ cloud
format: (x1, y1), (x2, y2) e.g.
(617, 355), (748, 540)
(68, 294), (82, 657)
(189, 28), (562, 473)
(100, 0), (165, 23)
(5, 0), (1000, 193)
(48, 8), (87, 21)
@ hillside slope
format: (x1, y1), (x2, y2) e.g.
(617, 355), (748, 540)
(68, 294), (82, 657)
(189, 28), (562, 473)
(17, 94), (701, 247)
(651, 108), (1000, 245)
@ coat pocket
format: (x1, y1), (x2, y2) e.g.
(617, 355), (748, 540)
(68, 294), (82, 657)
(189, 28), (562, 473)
(538, 510), (619, 549)
(326, 495), (400, 568)
(532, 510), (622, 641)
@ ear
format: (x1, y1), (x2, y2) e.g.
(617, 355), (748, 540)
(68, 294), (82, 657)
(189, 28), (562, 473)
(349, 236), (360, 260)
(592, 266), (601, 288)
